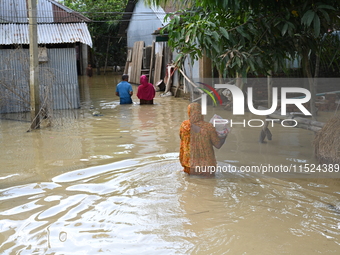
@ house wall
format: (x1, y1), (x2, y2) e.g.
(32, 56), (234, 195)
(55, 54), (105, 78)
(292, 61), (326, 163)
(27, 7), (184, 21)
(126, 0), (205, 91)
(127, 0), (164, 48)
(0, 48), (80, 114)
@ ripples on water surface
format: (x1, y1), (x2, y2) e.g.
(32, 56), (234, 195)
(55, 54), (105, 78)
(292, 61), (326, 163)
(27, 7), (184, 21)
(0, 74), (339, 254)
(1, 157), (340, 254)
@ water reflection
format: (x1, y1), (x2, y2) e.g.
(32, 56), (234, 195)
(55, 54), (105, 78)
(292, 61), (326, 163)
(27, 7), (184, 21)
(132, 104), (159, 155)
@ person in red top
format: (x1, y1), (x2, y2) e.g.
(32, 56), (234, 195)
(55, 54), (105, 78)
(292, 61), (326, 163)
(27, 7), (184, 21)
(137, 75), (155, 105)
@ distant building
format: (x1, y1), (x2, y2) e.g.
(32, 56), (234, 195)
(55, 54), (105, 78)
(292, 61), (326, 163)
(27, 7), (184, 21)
(119, 0), (208, 94)
(119, 0), (169, 48)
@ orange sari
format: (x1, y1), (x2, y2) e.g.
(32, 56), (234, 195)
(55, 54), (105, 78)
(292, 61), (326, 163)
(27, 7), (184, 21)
(179, 103), (221, 176)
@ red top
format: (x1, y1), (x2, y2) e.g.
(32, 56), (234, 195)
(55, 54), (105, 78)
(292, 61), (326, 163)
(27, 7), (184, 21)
(137, 75), (155, 100)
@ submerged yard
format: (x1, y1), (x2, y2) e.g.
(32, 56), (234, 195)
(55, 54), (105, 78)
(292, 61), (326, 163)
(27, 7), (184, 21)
(0, 74), (339, 254)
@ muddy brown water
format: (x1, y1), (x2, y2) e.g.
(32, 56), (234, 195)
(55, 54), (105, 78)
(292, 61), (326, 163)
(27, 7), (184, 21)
(0, 74), (339, 254)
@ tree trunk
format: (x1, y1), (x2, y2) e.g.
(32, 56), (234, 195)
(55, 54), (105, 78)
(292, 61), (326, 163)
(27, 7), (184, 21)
(302, 50), (317, 120)
(218, 68), (223, 84)
(236, 72), (244, 91)
(259, 74), (273, 143)
(314, 53), (320, 90)
(267, 70), (273, 109)
(104, 37), (110, 75)
(96, 58), (101, 75)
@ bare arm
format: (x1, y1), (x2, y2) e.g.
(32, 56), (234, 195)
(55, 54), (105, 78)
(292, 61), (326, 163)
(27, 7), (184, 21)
(129, 84), (133, 96)
(214, 135), (227, 149)
(210, 124), (227, 149)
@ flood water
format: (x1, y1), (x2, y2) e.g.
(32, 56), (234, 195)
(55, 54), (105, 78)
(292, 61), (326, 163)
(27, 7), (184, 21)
(0, 73), (339, 254)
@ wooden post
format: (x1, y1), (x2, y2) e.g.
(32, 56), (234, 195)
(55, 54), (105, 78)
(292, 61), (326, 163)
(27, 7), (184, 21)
(148, 42), (155, 83)
(28, 0), (40, 129)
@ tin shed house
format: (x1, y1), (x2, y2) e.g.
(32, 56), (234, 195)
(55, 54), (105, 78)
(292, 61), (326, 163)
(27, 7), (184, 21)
(0, 0), (92, 114)
(119, 0), (172, 84)
(119, 0), (212, 96)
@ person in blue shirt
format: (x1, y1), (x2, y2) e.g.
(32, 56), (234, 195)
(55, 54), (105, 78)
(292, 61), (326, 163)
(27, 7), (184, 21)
(115, 74), (133, 104)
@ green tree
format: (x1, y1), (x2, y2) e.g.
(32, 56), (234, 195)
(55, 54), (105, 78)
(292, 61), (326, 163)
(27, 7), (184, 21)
(148, 0), (340, 118)
(62, 0), (129, 71)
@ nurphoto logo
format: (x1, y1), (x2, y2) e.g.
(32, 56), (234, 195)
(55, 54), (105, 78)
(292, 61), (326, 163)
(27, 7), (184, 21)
(200, 84), (312, 128)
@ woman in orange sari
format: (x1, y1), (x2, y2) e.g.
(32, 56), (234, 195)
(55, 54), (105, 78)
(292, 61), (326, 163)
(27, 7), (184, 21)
(179, 103), (227, 176)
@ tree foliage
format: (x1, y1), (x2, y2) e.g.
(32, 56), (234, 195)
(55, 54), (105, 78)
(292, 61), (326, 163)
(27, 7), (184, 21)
(62, 0), (129, 68)
(149, 0), (340, 118)
(150, 0), (339, 75)
(165, 8), (299, 77)
(63, 0), (127, 20)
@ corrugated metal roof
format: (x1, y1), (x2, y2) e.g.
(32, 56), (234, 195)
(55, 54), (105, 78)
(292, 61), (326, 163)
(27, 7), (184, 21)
(0, 23), (93, 47)
(0, 0), (91, 23)
(0, 0), (26, 23)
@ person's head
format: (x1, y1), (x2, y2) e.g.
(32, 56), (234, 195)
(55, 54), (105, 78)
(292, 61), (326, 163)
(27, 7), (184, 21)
(188, 103), (204, 124)
(140, 75), (148, 85)
(122, 74), (129, 81)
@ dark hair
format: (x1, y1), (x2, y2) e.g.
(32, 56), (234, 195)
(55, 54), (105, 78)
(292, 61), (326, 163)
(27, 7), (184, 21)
(122, 74), (129, 81)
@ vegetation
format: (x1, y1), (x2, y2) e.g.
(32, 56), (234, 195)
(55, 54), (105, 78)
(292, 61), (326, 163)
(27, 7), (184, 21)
(147, 0), (340, 118)
(62, 0), (129, 71)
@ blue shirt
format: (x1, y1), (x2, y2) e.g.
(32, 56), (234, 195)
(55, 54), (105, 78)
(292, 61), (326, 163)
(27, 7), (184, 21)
(116, 81), (133, 102)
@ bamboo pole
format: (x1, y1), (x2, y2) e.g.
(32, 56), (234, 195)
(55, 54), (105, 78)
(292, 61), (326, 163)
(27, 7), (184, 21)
(28, 0), (40, 130)
(295, 123), (322, 132)
(178, 68), (202, 92)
